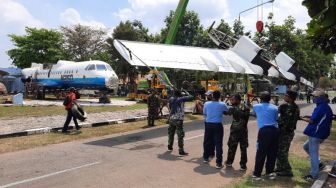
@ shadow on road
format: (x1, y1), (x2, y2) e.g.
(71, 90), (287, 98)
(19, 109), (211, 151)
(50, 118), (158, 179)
(157, 151), (183, 161)
(84, 120), (207, 148)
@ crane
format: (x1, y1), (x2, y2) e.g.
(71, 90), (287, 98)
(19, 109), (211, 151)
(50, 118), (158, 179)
(165, 0), (189, 44)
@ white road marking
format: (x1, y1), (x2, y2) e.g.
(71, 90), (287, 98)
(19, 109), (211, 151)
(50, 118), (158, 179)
(0, 161), (101, 188)
(184, 120), (258, 141)
(185, 134), (203, 141)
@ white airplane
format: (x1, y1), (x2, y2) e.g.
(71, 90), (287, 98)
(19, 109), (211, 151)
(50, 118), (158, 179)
(21, 60), (119, 92)
(113, 35), (313, 88)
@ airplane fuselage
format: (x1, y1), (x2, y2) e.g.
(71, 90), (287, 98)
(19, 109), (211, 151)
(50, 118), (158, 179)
(22, 60), (119, 92)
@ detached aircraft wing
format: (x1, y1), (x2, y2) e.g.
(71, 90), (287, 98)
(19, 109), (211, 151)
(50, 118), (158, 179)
(271, 52), (314, 87)
(271, 52), (297, 81)
(300, 77), (314, 88)
(113, 39), (264, 75)
(114, 38), (313, 87)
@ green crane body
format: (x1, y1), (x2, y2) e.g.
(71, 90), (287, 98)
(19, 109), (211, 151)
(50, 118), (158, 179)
(165, 0), (189, 44)
(158, 0), (189, 88)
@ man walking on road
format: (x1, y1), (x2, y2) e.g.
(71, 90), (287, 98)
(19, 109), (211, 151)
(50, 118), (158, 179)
(251, 91), (279, 180)
(62, 87), (81, 133)
(203, 90), (228, 169)
(301, 89), (333, 182)
(275, 90), (300, 177)
(168, 89), (193, 156)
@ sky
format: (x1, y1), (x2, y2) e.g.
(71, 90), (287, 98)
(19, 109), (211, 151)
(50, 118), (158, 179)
(0, 0), (311, 68)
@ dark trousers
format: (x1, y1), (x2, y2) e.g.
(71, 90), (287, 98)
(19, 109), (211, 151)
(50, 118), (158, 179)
(168, 120), (185, 151)
(203, 123), (224, 165)
(63, 109), (79, 131)
(253, 126), (279, 176)
(147, 109), (158, 127)
(226, 130), (248, 167)
(276, 132), (295, 173)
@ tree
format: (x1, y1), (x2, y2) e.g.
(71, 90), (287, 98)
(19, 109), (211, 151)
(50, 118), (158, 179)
(302, 0), (336, 53)
(262, 17), (334, 83)
(111, 20), (152, 42)
(160, 10), (202, 46)
(61, 24), (107, 61)
(193, 26), (216, 48)
(233, 19), (245, 39)
(216, 19), (233, 37)
(7, 27), (65, 68)
(318, 76), (331, 89)
(107, 20), (152, 82)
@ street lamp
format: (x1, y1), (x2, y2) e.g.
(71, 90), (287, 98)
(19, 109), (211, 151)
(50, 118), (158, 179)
(238, 0), (275, 22)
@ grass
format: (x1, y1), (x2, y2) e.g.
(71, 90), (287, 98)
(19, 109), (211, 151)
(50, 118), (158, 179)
(329, 122), (336, 140)
(0, 114), (203, 154)
(232, 123), (336, 188)
(0, 99), (194, 118)
(232, 155), (312, 188)
(319, 122), (336, 159)
(0, 103), (147, 118)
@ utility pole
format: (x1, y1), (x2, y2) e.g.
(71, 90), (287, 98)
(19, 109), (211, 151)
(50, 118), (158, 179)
(238, 0), (275, 22)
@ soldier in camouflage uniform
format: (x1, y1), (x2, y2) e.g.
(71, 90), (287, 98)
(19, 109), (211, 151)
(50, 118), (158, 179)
(147, 89), (160, 127)
(168, 89), (193, 156)
(275, 90), (300, 177)
(225, 94), (250, 170)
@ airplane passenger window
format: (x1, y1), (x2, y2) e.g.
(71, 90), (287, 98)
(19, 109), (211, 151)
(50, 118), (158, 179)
(96, 64), (107, 71)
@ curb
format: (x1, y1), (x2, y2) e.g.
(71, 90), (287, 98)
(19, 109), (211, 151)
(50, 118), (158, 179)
(311, 162), (333, 188)
(0, 112), (191, 139)
(0, 115), (148, 139)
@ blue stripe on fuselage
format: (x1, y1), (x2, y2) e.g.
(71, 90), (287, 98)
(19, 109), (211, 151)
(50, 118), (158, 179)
(36, 77), (106, 89)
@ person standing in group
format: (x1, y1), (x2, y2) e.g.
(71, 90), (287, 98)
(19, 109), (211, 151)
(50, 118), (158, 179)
(307, 88), (312, 103)
(203, 90), (228, 169)
(62, 87), (81, 133)
(275, 90), (300, 177)
(251, 91), (279, 180)
(147, 89), (160, 127)
(225, 94), (250, 171)
(301, 89), (333, 182)
(168, 89), (193, 156)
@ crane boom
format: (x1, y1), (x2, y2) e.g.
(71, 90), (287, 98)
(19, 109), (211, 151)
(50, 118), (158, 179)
(165, 0), (189, 44)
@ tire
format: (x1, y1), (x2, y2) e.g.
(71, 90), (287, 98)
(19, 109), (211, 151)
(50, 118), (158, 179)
(71, 103), (87, 122)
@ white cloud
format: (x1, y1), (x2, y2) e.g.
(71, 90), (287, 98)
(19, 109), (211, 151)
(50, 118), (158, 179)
(113, 0), (230, 33)
(240, 0), (310, 32)
(0, 0), (43, 34)
(0, 0), (43, 67)
(113, 8), (134, 21)
(60, 8), (107, 29)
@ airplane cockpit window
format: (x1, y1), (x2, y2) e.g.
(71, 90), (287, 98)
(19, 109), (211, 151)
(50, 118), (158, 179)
(96, 64), (107, 71)
(106, 64), (113, 71)
(86, 64), (96, 71)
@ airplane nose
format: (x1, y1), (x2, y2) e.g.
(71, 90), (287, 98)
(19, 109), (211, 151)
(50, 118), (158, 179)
(105, 76), (118, 89)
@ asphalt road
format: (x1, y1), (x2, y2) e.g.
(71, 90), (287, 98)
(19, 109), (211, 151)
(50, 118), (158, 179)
(0, 102), (328, 188)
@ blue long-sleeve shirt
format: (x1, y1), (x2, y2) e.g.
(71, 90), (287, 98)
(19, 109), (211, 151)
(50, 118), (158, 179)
(169, 96), (193, 120)
(253, 103), (278, 129)
(304, 97), (333, 139)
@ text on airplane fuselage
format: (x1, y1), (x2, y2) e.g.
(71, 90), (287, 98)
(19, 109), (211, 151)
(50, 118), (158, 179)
(61, 74), (74, 81)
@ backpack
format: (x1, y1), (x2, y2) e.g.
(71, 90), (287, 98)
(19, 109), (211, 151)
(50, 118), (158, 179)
(63, 96), (71, 106)
(75, 91), (81, 99)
